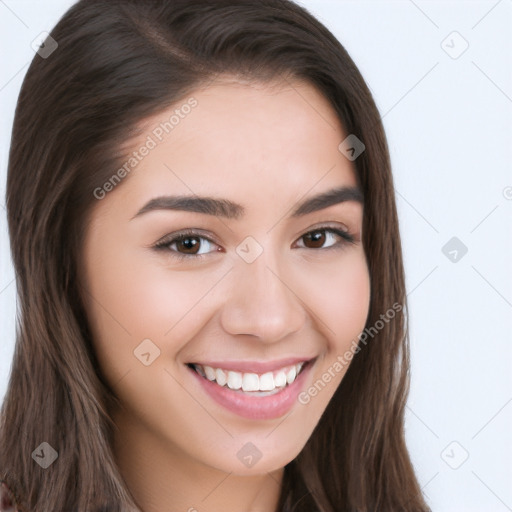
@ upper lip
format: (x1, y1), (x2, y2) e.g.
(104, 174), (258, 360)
(189, 356), (316, 374)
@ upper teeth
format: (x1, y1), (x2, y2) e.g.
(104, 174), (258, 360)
(194, 362), (305, 392)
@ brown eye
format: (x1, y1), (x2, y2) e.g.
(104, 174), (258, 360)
(154, 230), (218, 260)
(296, 228), (354, 250)
(175, 236), (201, 255)
(154, 226), (355, 262)
(302, 230), (327, 249)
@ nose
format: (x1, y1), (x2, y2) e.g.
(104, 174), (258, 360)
(219, 250), (307, 343)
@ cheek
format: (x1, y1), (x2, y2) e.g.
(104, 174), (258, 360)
(81, 244), (225, 378)
(292, 252), (370, 414)
(332, 258), (370, 341)
(299, 250), (370, 342)
(84, 243), (370, 370)
(81, 247), (216, 437)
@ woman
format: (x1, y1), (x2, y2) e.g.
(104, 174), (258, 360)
(0, 0), (430, 510)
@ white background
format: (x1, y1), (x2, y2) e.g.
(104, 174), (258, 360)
(1, 1), (511, 510)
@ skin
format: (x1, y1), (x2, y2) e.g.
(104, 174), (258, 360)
(80, 77), (371, 512)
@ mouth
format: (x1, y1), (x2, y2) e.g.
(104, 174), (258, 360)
(186, 359), (313, 396)
(186, 357), (316, 419)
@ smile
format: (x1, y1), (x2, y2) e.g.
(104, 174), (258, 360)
(186, 358), (316, 420)
(190, 361), (307, 394)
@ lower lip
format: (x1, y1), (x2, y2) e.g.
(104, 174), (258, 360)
(187, 360), (314, 420)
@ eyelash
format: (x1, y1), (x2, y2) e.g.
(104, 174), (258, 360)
(153, 225), (357, 261)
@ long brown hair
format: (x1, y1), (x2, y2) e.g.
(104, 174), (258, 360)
(2, 1), (430, 510)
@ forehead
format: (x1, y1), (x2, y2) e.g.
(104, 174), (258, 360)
(103, 78), (358, 213)
(162, 77), (346, 150)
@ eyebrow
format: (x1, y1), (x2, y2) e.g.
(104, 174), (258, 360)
(130, 185), (363, 221)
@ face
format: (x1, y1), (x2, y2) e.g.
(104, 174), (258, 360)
(80, 78), (370, 478)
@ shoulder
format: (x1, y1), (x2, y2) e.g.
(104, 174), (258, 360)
(0, 481), (20, 512)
